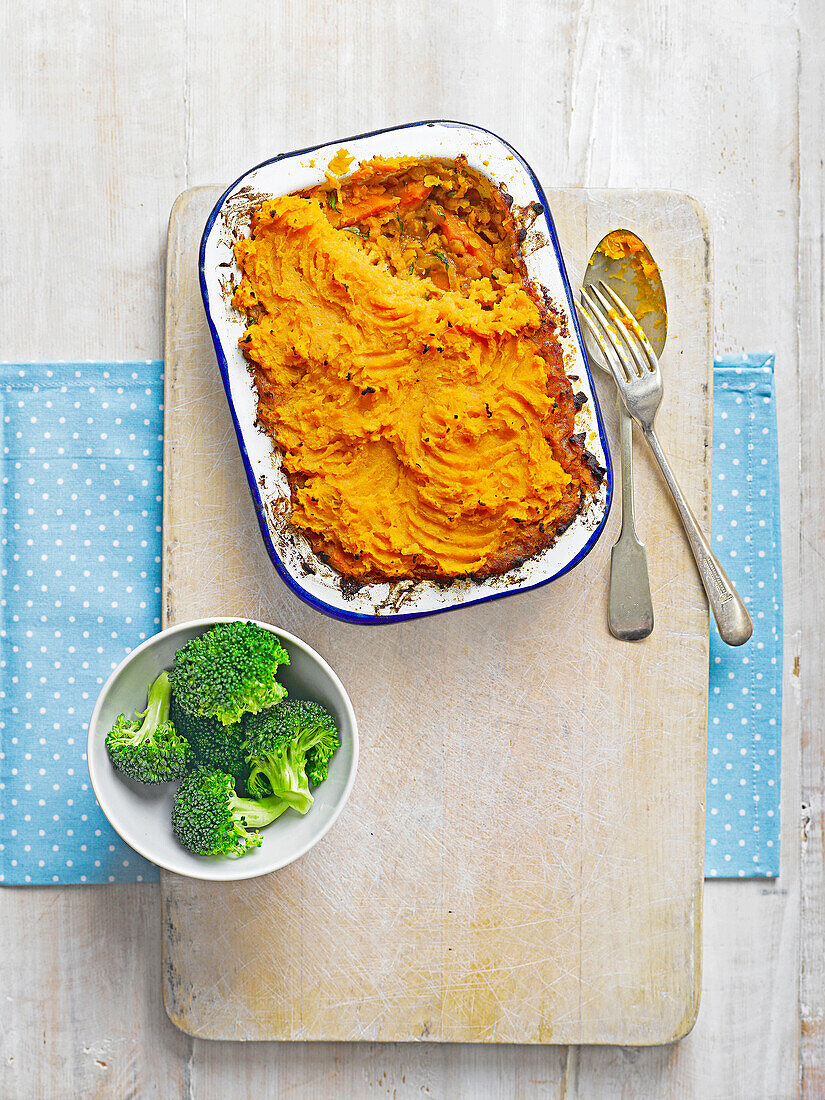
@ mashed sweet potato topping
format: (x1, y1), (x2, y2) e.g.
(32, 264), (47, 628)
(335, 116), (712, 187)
(232, 156), (601, 582)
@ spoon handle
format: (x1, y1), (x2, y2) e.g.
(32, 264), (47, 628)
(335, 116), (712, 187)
(609, 404), (654, 640)
(642, 427), (753, 646)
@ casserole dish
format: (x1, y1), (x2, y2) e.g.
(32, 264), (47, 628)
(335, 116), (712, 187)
(200, 120), (612, 623)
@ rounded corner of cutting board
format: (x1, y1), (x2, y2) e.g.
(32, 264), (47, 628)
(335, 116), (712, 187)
(162, 991), (200, 1039)
(162, 963), (200, 1038)
(162, 961), (224, 1041)
(671, 992), (702, 1044)
(648, 987), (702, 1047)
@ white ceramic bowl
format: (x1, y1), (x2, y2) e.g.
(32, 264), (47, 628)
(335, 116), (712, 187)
(87, 618), (358, 881)
(200, 120), (613, 624)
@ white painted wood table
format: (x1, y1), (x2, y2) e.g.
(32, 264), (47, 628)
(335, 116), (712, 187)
(1, 1), (821, 1096)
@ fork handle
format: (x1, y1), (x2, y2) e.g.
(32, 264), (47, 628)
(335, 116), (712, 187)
(642, 427), (753, 646)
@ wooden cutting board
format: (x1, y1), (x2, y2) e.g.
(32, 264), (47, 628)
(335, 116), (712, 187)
(161, 186), (711, 1045)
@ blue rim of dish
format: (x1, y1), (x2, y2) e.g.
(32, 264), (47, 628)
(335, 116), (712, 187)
(199, 119), (613, 624)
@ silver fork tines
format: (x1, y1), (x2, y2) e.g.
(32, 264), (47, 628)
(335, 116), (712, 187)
(580, 282), (665, 429)
(579, 286), (635, 382)
(578, 281), (753, 648)
(589, 284), (643, 378)
(597, 282), (659, 372)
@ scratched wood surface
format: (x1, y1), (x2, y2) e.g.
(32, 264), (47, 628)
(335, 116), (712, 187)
(0, 0), (816, 1095)
(161, 184), (710, 1044)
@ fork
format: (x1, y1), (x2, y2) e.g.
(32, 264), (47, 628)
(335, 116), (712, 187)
(578, 281), (753, 647)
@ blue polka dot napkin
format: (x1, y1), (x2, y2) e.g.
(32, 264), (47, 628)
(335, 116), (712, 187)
(0, 357), (783, 884)
(705, 353), (782, 878)
(0, 363), (162, 884)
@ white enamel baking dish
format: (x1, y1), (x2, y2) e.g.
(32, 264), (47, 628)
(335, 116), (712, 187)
(200, 120), (612, 623)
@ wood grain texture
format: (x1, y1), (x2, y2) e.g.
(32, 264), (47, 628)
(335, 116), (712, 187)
(0, 0), (816, 1094)
(799, 0), (825, 1094)
(161, 184), (710, 1045)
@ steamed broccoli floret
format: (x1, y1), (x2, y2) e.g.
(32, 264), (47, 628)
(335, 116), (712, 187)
(169, 621), (289, 727)
(306, 736), (339, 787)
(169, 691), (249, 783)
(243, 699), (341, 812)
(171, 765), (289, 857)
(105, 671), (191, 784)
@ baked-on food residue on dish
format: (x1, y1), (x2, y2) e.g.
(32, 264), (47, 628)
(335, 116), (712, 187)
(232, 155), (603, 583)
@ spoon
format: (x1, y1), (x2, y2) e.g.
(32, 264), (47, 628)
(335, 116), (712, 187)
(582, 230), (667, 641)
